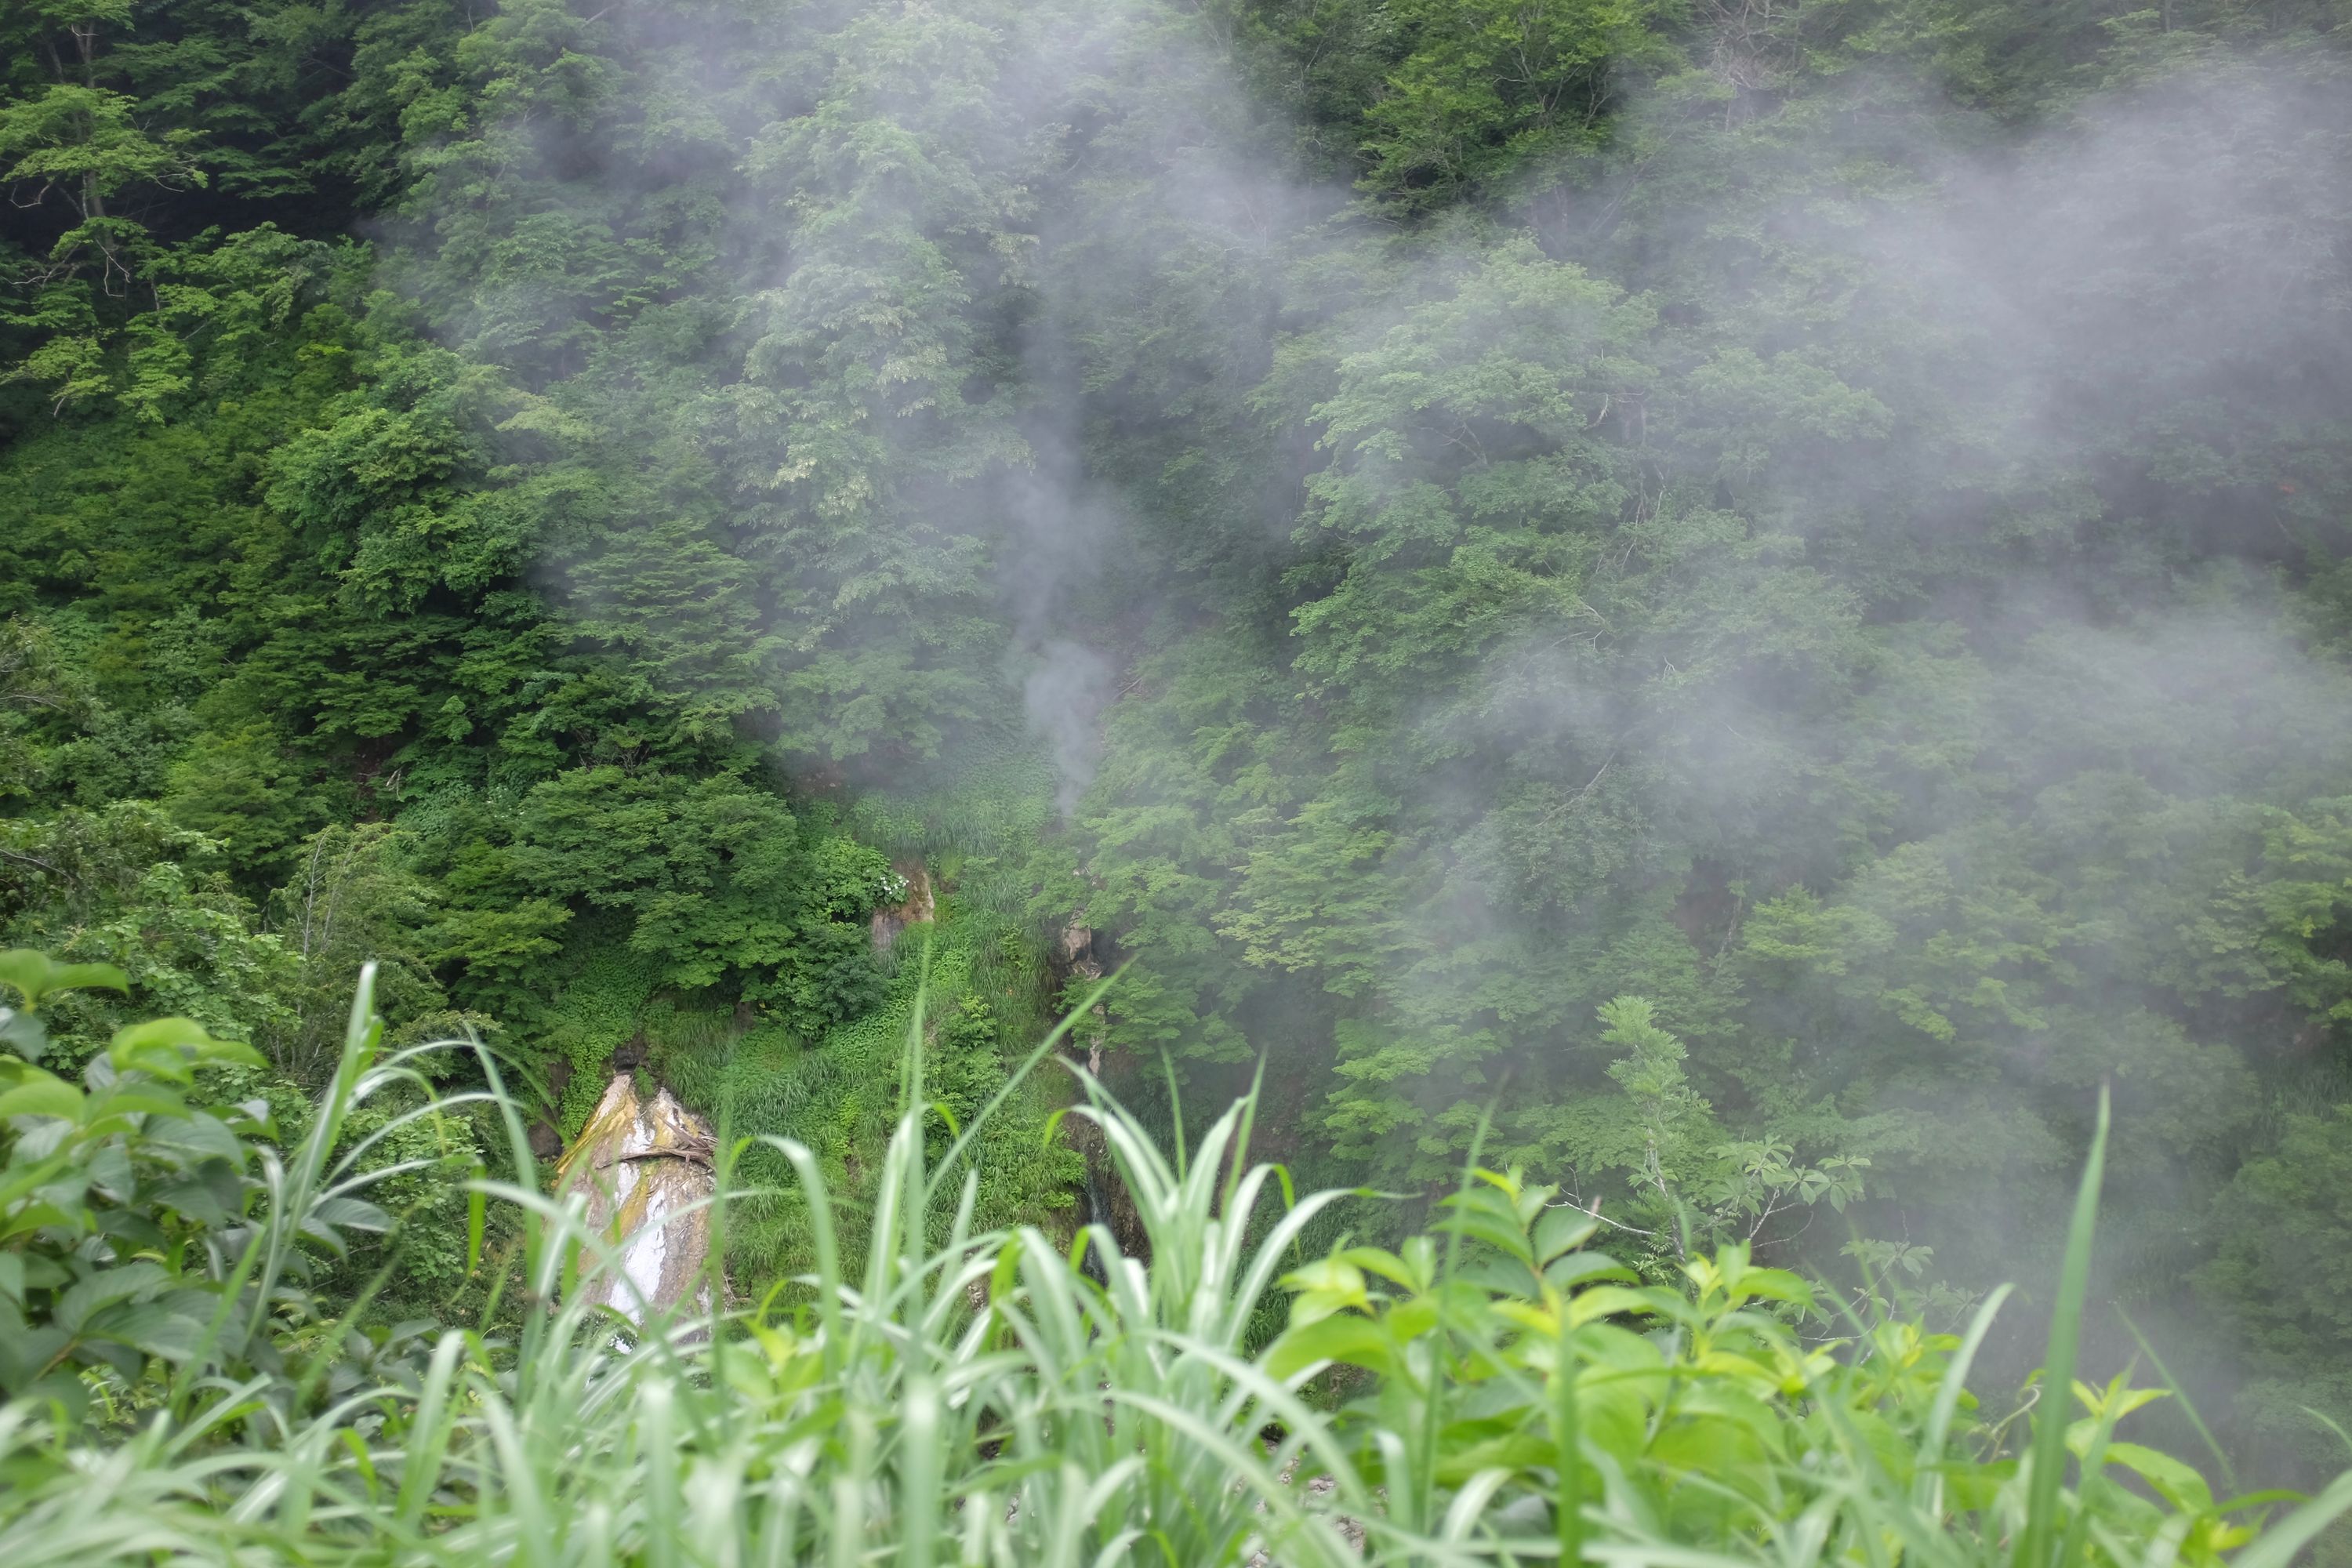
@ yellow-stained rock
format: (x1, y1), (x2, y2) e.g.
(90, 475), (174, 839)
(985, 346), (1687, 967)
(553, 1073), (718, 1321)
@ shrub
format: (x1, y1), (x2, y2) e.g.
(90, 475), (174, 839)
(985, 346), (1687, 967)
(0, 947), (500, 1424)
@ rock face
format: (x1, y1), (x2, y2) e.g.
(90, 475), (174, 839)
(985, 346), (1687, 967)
(553, 1074), (718, 1322)
(869, 861), (935, 954)
(1056, 920), (1102, 979)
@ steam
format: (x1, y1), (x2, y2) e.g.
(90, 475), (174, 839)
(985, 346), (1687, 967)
(389, 0), (2352, 1435)
(1021, 639), (1114, 817)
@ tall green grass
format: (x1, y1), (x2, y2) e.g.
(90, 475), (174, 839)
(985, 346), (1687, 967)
(2, 963), (2347, 1566)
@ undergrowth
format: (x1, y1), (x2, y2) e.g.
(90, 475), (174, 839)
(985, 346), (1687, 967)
(0, 953), (2348, 1566)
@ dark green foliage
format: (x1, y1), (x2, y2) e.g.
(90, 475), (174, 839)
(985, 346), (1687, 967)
(2200, 1100), (2352, 1462)
(9, 0), (2352, 1484)
(653, 897), (1081, 1282)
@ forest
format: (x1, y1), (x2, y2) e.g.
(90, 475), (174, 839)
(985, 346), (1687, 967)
(6, 0), (2352, 1555)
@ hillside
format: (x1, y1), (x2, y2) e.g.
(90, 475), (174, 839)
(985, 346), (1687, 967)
(6, 0), (2352, 1486)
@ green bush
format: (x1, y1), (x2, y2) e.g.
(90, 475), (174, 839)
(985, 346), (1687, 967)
(0, 948), (501, 1425)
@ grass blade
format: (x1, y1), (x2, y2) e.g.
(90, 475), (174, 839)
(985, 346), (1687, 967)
(2016, 1085), (2109, 1568)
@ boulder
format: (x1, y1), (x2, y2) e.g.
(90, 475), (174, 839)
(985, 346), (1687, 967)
(553, 1073), (718, 1322)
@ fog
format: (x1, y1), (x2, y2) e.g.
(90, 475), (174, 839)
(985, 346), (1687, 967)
(390, 0), (2352, 1467)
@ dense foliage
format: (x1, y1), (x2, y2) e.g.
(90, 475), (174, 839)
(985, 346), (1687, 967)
(8, 0), (2352, 1489)
(5, 966), (2352, 1565)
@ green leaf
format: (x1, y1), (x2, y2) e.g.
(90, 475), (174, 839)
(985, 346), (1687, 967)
(54, 1261), (166, 1333)
(1544, 1251), (1635, 1290)
(1265, 1311), (1401, 1380)
(1533, 1206), (1599, 1264)
(0, 1007), (50, 1063)
(1337, 1246), (1424, 1290)
(86, 1297), (211, 1363)
(1727, 1265), (1812, 1306)
(0, 1069), (84, 1122)
(2019, 1087), (2109, 1568)
(0, 1328), (71, 1394)
(143, 1111), (244, 1163)
(312, 1196), (393, 1232)
(109, 1017), (264, 1080)
(2100, 1441), (2216, 1514)
(0, 951), (129, 1012)
(467, 1161), (487, 1275)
